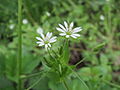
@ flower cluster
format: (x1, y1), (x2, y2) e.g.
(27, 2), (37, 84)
(36, 21), (83, 50)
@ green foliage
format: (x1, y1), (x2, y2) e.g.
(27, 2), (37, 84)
(0, 76), (15, 90)
(0, 0), (120, 90)
(92, 42), (106, 53)
(0, 53), (5, 76)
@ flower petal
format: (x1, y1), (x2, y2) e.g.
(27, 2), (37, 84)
(71, 35), (77, 38)
(48, 43), (51, 47)
(36, 41), (42, 44)
(40, 33), (45, 39)
(46, 32), (50, 37)
(46, 32), (52, 39)
(72, 34), (80, 37)
(59, 33), (66, 36)
(59, 24), (66, 31)
(69, 22), (74, 30)
(38, 43), (44, 46)
(36, 37), (43, 42)
(73, 27), (82, 33)
(36, 41), (44, 46)
(64, 21), (68, 31)
(49, 36), (57, 43)
(56, 27), (65, 32)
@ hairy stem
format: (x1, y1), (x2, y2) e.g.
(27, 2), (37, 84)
(17, 0), (22, 89)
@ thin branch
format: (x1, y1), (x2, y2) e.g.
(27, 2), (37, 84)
(103, 80), (120, 89)
(21, 71), (44, 79)
(26, 74), (46, 90)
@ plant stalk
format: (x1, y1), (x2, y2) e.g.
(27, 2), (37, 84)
(17, 0), (22, 89)
(107, 0), (112, 49)
(63, 79), (70, 90)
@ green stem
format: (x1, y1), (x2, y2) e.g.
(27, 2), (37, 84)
(63, 79), (70, 90)
(103, 80), (120, 89)
(66, 65), (89, 90)
(21, 71), (44, 79)
(26, 74), (46, 90)
(107, 0), (112, 49)
(75, 57), (86, 66)
(17, 0), (22, 89)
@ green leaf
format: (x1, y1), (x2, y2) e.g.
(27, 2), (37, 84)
(0, 53), (5, 76)
(100, 54), (108, 65)
(22, 53), (40, 74)
(72, 79), (89, 90)
(0, 76), (15, 90)
(27, 74), (47, 90)
(78, 67), (91, 81)
(5, 48), (40, 83)
(5, 50), (18, 83)
(48, 81), (64, 90)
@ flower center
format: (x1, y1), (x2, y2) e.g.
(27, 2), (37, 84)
(66, 31), (72, 35)
(44, 40), (49, 44)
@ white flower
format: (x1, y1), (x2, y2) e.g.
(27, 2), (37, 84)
(22, 19), (28, 24)
(9, 24), (15, 30)
(56, 21), (82, 39)
(46, 12), (51, 17)
(36, 27), (43, 34)
(36, 32), (57, 50)
(106, 0), (110, 2)
(100, 15), (105, 21)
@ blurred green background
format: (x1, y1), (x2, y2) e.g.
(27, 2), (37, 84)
(0, 0), (120, 90)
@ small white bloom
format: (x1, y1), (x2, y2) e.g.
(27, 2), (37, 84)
(22, 19), (28, 24)
(36, 27), (43, 34)
(100, 15), (105, 21)
(56, 21), (82, 39)
(106, 0), (110, 2)
(46, 12), (51, 17)
(36, 32), (57, 50)
(9, 24), (15, 30)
